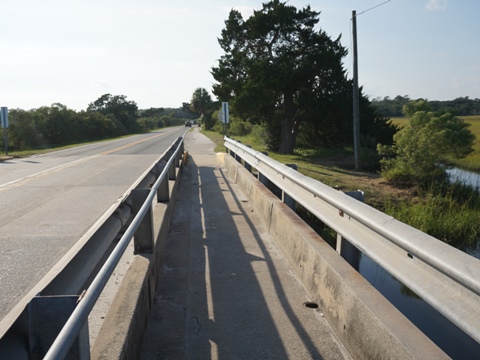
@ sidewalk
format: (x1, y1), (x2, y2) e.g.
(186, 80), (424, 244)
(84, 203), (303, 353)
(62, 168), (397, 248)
(140, 128), (351, 359)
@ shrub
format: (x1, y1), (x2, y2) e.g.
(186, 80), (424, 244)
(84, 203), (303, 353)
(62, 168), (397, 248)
(378, 101), (475, 187)
(252, 124), (279, 150)
(229, 121), (253, 136)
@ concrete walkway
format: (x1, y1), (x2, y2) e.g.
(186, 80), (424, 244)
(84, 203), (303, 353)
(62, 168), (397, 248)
(140, 128), (351, 360)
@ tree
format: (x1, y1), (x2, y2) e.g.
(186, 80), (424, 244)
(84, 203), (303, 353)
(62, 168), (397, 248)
(78, 111), (117, 140)
(142, 107), (165, 118)
(190, 88), (214, 129)
(296, 83), (396, 152)
(36, 103), (80, 145)
(87, 94), (138, 134)
(212, 1), (349, 154)
(8, 109), (40, 150)
(378, 100), (475, 187)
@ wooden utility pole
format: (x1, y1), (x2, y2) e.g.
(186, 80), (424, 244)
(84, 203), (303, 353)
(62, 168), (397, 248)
(352, 10), (360, 170)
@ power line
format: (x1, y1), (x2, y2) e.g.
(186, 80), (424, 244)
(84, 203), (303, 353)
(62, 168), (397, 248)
(356, 0), (392, 17)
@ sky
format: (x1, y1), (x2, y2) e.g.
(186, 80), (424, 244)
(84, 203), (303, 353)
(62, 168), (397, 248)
(0, 0), (478, 111)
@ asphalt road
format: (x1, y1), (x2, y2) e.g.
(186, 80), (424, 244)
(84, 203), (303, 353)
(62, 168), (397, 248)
(0, 126), (189, 321)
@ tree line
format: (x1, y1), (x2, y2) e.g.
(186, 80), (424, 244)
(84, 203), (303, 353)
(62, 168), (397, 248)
(372, 95), (480, 118)
(3, 94), (196, 152)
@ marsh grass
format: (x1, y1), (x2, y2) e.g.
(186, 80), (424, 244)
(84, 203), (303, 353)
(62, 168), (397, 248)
(384, 184), (480, 250)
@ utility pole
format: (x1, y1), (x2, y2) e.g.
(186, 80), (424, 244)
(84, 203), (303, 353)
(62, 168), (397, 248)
(352, 10), (361, 171)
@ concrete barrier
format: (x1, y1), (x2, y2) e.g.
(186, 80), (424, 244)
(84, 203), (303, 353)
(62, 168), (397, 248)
(219, 152), (448, 360)
(91, 154), (185, 360)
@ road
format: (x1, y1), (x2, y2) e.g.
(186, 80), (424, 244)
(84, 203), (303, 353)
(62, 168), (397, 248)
(0, 127), (189, 321)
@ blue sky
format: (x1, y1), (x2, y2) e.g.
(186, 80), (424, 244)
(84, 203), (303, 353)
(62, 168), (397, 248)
(0, 0), (478, 111)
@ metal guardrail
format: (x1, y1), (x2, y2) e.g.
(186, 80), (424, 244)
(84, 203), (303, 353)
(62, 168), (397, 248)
(43, 136), (185, 359)
(0, 135), (185, 359)
(224, 136), (480, 344)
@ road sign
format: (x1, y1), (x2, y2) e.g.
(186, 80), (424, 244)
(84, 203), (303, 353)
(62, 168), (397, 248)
(0, 107), (8, 129)
(221, 102), (229, 124)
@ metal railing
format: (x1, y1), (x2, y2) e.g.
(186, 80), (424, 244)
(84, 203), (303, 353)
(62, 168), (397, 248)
(224, 136), (480, 344)
(0, 135), (185, 359)
(43, 136), (184, 359)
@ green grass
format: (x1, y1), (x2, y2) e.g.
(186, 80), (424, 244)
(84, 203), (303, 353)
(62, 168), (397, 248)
(452, 116), (480, 171)
(202, 127), (480, 252)
(384, 188), (480, 250)
(202, 129), (398, 210)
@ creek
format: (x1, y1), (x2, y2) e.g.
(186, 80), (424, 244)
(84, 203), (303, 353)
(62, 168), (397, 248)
(357, 252), (480, 359)
(356, 167), (480, 358)
(446, 166), (480, 191)
(445, 166), (480, 259)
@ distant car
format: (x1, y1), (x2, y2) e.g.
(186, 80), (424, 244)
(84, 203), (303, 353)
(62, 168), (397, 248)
(185, 121), (192, 127)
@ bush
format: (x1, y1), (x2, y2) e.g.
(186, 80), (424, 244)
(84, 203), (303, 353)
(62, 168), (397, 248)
(136, 117), (157, 132)
(213, 120), (224, 134)
(252, 124), (279, 150)
(378, 101), (475, 187)
(360, 147), (381, 171)
(229, 121), (253, 136)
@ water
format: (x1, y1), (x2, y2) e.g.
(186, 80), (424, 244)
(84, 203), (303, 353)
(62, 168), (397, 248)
(446, 166), (480, 190)
(357, 165), (480, 357)
(469, 241), (480, 259)
(444, 166), (480, 259)
(342, 166), (480, 357)
(358, 253), (480, 359)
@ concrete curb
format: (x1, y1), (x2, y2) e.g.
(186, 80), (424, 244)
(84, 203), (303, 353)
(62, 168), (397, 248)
(91, 155), (185, 360)
(220, 152), (448, 360)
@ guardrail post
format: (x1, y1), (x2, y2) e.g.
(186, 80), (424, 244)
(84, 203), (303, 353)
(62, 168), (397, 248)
(165, 149), (176, 180)
(132, 189), (154, 253)
(28, 295), (89, 360)
(173, 142), (181, 168)
(155, 160), (169, 203)
(258, 172), (269, 188)
(258, 151), (269, 187)
(178, 137), (184, 156)
(233, 141), (242, 163)
(283, 164), (297, 211)
(336, 190), (364, 270)
(244, 145), (252, 172)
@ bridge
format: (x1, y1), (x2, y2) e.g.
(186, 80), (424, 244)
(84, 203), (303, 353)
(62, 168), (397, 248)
(0, 127), (479, 359)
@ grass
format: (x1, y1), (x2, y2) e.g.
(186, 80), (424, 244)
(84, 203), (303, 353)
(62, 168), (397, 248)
(452, 116), (480, 171)
(202, 127), (480, 252)
(202, 129), (414, 212)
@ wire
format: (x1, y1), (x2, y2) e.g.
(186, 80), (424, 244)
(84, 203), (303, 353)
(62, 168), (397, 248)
(356, 0), (392, 17)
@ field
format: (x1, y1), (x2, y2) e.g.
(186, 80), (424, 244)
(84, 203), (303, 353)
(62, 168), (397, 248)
(391, 115), (480, 172)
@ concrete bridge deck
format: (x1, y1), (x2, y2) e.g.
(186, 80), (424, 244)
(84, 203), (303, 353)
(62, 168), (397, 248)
(140, 128), (351, 359)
